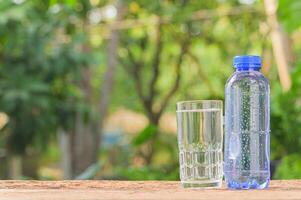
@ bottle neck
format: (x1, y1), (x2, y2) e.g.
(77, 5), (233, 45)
(235, 67), (260, 72)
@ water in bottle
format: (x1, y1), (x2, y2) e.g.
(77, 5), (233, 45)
(224, 55), (270, 189)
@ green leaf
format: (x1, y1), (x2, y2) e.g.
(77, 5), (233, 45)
(132, 124), (158, 146)
(66, 0), (76, 8)
(49, 0), (58, 6)
(274, 154), (301, 179)
(278, 0), (301, 33)
(0, 3), (29, 24)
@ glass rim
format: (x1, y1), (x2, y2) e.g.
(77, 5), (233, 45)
(176, 100), (222, 105)
(176, 100), (222, 112)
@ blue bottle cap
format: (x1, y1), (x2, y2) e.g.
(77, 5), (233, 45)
(233, 55), (262, 69)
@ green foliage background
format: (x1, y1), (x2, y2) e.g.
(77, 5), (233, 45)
(0, 0), (300, 180)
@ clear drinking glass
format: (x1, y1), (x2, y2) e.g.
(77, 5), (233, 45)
(176, 100), (223, 188)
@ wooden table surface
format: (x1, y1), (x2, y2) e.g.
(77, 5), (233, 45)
(0, 180), (300, 200)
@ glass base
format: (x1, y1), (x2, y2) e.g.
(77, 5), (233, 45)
(181, 180), (222, 188)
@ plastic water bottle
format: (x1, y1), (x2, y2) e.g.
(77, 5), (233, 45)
(224, 55), (270, 189)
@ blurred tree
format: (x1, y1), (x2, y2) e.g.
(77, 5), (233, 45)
(268, 0), (301, 179)
(117, 0), (265, 166)
(119, 2), (194, 164)
(264, 0), (294, 91)
(96, 0), (125, 159)
(0, 0), (94, 178)
(2, 0), (299, 181)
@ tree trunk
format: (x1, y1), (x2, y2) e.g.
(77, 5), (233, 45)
(264, 0), (293, 91)
(69, 64), (98, 177)
(58, 128), (72, 179)
(144, 115), (160, 165)
(96, 1), (124, 147)
(71, 113), (98, 177)
(59, 2), (124, 178)
(8, 155), (22, 179)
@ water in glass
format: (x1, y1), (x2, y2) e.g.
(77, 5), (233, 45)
(177, 101), (223, 188)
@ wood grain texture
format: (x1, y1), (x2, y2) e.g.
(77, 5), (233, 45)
(0, 180), (300, 200)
